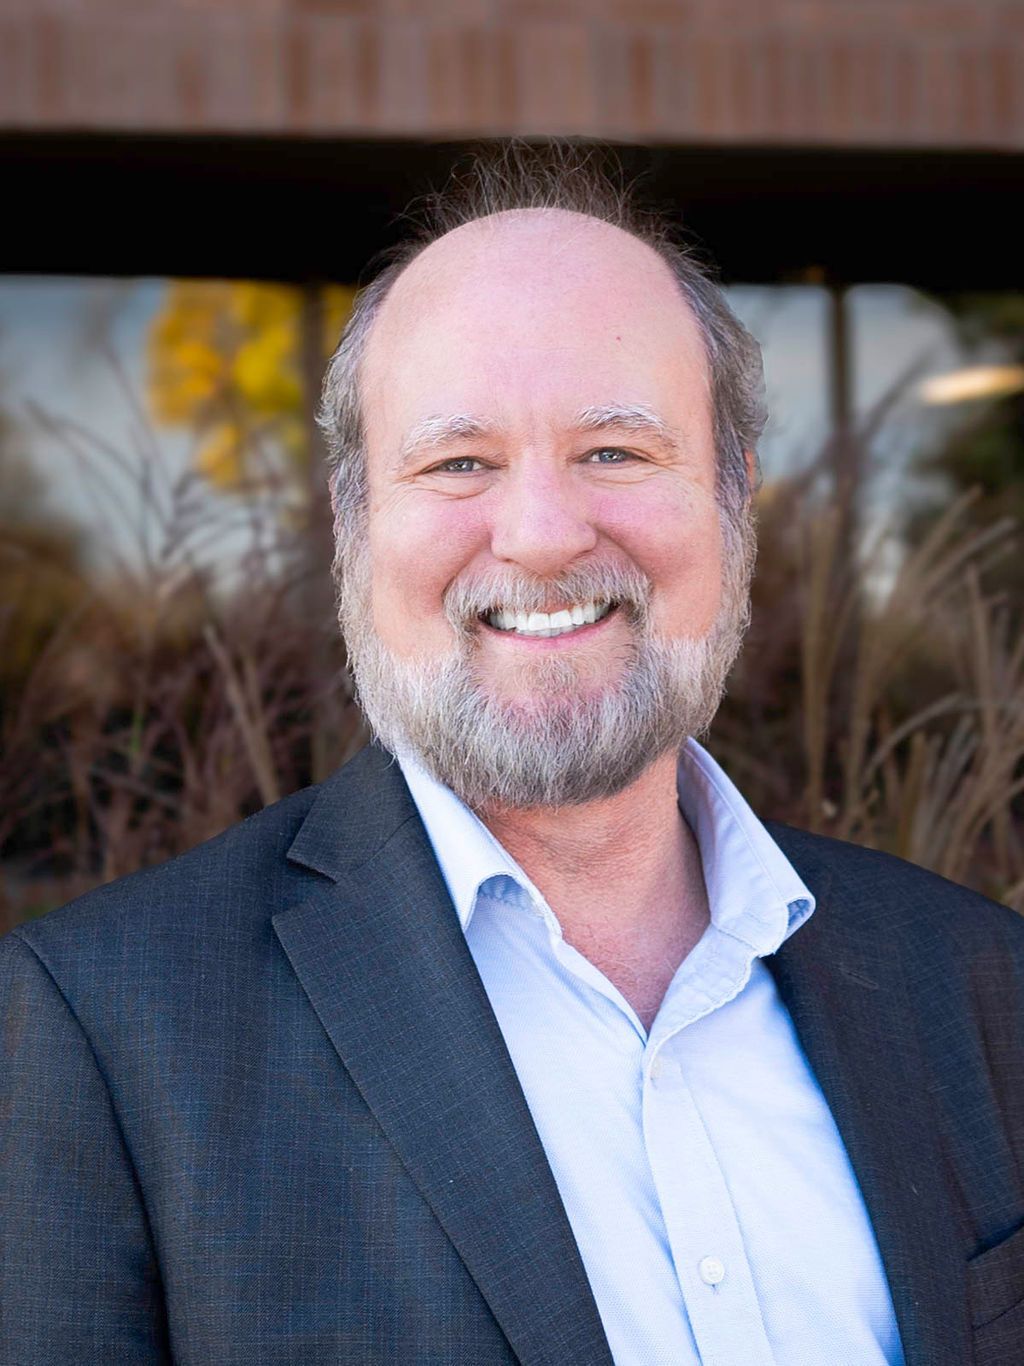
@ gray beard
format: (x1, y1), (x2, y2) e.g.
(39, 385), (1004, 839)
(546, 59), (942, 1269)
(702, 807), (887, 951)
(337, 515), (754, 811)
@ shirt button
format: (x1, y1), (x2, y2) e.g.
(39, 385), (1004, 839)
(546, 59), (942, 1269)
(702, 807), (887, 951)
(698, 1256), (726, 1286)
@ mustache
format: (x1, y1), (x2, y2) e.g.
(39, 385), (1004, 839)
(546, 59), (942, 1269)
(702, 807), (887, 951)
(443, 561), (653, 633)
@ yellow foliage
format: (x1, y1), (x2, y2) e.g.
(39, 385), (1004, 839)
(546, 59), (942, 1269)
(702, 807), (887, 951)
(323, 287), (357, 352)
(147, 281), (356, 493)
(195, 422), (246, 491)
(233, 326), (302, 414)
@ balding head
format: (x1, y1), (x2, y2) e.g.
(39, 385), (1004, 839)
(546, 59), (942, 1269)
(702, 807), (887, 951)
(364, 207), (697, 366)
(360, 209), (713, 497)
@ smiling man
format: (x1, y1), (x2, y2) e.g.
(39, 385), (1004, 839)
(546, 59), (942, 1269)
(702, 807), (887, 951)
(344, 208), (745, 819)
(4, 146), (1024, 1366)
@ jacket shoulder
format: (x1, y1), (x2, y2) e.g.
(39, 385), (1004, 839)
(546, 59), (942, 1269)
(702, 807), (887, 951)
(6, 781), (325, 973)
(767, 820), (1024, 956)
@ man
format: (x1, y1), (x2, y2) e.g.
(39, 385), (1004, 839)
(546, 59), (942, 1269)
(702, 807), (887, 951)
(2, 147), (1024, 1366)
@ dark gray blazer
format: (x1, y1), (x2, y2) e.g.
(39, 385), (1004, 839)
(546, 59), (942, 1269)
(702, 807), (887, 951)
(3, 741), (1024, 1365)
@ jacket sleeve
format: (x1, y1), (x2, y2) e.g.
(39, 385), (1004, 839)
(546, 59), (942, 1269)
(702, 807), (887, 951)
(0, 931), (170, 1364)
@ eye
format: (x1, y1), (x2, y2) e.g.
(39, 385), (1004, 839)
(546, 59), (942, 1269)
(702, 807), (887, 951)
(431, 456), (484, 474)
(586, 447), (636, 465)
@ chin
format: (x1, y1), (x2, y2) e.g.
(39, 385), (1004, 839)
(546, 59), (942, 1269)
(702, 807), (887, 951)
(479, 675), (623, 720)
(479, 650), (627, 702)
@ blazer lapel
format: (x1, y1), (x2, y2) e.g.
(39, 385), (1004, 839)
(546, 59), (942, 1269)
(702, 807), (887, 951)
(766, 824), (971, 1366)
(273, 745), (613, 1366)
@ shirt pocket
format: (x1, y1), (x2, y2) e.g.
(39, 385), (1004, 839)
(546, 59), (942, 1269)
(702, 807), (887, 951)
(968, 1221), (1024, 1365)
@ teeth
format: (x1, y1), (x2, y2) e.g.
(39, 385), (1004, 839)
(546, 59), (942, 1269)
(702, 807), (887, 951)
(485, 600), (613, 637)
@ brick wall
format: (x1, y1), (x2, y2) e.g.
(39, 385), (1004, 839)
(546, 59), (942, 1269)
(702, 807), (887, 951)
(2, 0), (1023, 149)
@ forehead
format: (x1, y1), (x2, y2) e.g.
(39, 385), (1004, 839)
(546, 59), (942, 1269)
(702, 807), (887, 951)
(360, 210), (711, 447)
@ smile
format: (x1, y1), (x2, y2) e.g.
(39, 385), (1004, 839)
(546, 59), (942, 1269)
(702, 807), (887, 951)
(482, 600), (615, 639)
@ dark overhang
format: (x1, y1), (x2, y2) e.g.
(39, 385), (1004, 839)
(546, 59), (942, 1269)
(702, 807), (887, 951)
(3, 133), (1022, 292)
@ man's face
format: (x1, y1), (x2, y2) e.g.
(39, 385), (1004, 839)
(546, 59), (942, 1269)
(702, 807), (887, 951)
(344, 211), (752, 808)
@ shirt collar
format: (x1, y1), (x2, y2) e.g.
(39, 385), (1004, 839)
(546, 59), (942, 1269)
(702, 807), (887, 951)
(398, 752), (536, 931)
(398, 740), (815, 949)
(676, 741), (814, 952)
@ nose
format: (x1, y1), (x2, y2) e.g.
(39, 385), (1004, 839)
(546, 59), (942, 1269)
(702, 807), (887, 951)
(488, 456), (598, 577)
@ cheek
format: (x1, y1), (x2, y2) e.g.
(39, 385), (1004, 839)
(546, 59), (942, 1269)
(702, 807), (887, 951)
(600, 490), (723, 632)
(366, 497), (486, 651)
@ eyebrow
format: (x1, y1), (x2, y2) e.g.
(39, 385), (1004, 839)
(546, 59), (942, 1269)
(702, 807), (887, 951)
(395, 402), (683, 471)
(397, 414), (496, 471)
(574, 403), (682, 451)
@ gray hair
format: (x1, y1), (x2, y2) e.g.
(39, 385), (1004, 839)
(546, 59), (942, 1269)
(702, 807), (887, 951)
(317, 141), (767, 593)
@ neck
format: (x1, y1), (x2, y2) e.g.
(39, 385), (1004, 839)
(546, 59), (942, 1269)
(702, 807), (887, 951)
(476, 750), (710, 1030)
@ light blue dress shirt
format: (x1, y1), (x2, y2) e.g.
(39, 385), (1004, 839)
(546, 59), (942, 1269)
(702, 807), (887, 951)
(399, 740), (905, 1366)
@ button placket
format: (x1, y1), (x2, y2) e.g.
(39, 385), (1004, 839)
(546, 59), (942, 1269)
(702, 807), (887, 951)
(642, 1055), (775, 1363)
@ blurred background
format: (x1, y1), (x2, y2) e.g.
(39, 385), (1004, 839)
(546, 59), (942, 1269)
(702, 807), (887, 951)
(2, 0), (1023, 929)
